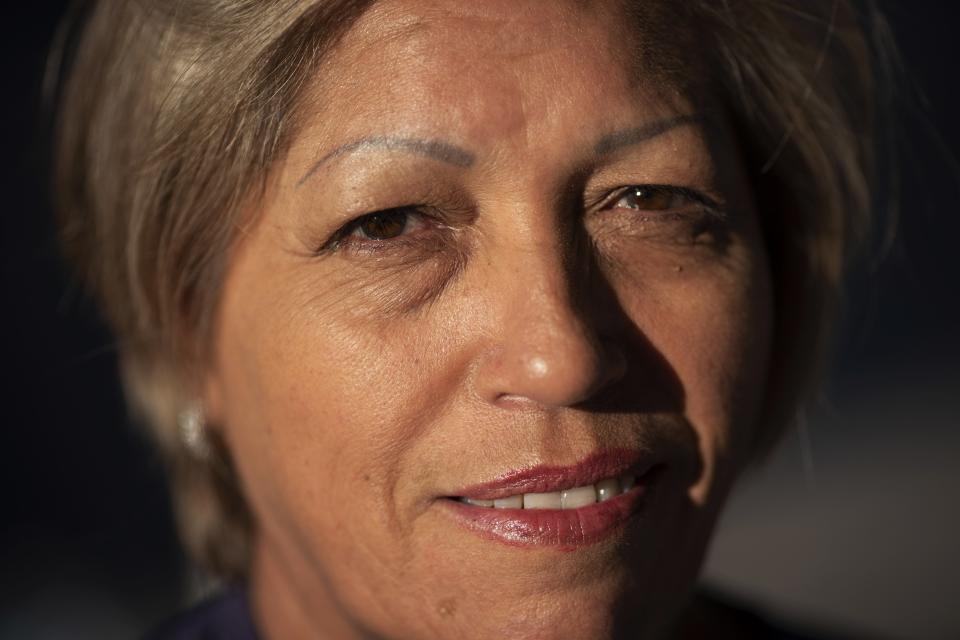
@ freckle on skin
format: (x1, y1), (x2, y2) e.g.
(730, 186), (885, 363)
(674, 265), (683, 273)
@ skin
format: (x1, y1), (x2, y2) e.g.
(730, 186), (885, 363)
(203, 0), (773, 638)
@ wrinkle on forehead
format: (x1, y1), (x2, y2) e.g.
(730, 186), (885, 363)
(302, 0), (702, 167)
(344, 0), (690, 72)
(351, 4), (577, 64)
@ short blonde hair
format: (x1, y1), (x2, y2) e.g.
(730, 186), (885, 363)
(53, 0), (879, 580)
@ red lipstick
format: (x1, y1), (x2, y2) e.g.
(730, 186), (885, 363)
(441, 449), (658, 548)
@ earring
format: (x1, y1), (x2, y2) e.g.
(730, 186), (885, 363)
(178, 404), (210, 459)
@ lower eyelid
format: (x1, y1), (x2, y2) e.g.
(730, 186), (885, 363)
(589, 206), (718, 238)
(608, 206), (695, 220)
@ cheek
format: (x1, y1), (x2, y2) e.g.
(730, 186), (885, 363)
(214, 260), (491, 631)
(213, 255), (464, 529)
(611, 241), (773, 502)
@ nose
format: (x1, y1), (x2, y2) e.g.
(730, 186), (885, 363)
(474, 236), (628, 410)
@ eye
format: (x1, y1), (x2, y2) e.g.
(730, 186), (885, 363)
(607, 185), (689, 211)
(349, 207), (424, 240)
(320, 206), (434, 253)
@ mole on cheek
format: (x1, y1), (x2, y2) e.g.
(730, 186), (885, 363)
(437, 598), (457, 618)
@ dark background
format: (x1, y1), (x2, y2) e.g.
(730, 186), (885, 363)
(2, 2), (957, 639)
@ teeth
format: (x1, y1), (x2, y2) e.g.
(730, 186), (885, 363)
(463, 498), (494, 507)
(460, 473), (638, 510)
(523, 491), (563, 510)
(561, 485), (597, 509)
(493, 495), (523, 509)
(595, 477), (620, 502)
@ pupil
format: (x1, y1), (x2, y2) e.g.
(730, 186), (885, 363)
(625, 187), (671, 210)
(360, 211), (407, 240)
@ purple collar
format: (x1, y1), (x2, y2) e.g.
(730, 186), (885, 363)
(145, 585), (260, 640)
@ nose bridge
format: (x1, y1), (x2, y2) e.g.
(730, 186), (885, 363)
(502, 229), (586, 341)
(477, 210), (626, 409)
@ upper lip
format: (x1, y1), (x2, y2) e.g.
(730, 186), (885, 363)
(448, 448), (656, 501)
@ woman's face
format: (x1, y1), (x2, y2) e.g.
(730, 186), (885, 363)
(205, 0), (772, 637)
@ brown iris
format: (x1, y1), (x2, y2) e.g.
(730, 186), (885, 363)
(357, 209), (409, 240)
(619, 186), (677, 210)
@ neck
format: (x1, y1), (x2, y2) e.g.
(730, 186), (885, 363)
(249, 534), (368, 640)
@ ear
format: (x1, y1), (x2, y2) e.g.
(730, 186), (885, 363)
(200, 361), (227, 433)
(179, 313), (228, 433)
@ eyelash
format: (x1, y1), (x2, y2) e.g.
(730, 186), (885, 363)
(320, 184), (720, 254)
(320, 205), (439, 253)
(601, 184), (720, 213)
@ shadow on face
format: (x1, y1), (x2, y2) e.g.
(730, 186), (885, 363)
(202, 0), (772, 637)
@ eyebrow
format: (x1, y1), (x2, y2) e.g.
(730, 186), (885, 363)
(297, 136), (475, 186)
(297, 114), (701, 187)
(593, 114), (702, 157)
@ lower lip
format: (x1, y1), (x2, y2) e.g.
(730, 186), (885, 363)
(440, 486), (648, 549)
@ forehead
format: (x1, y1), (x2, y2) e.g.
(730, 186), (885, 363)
(298, 0), (703, 154)
(343, 0), (665, 65)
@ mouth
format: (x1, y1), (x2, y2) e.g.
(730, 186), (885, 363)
(439, 449), (660, 548)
